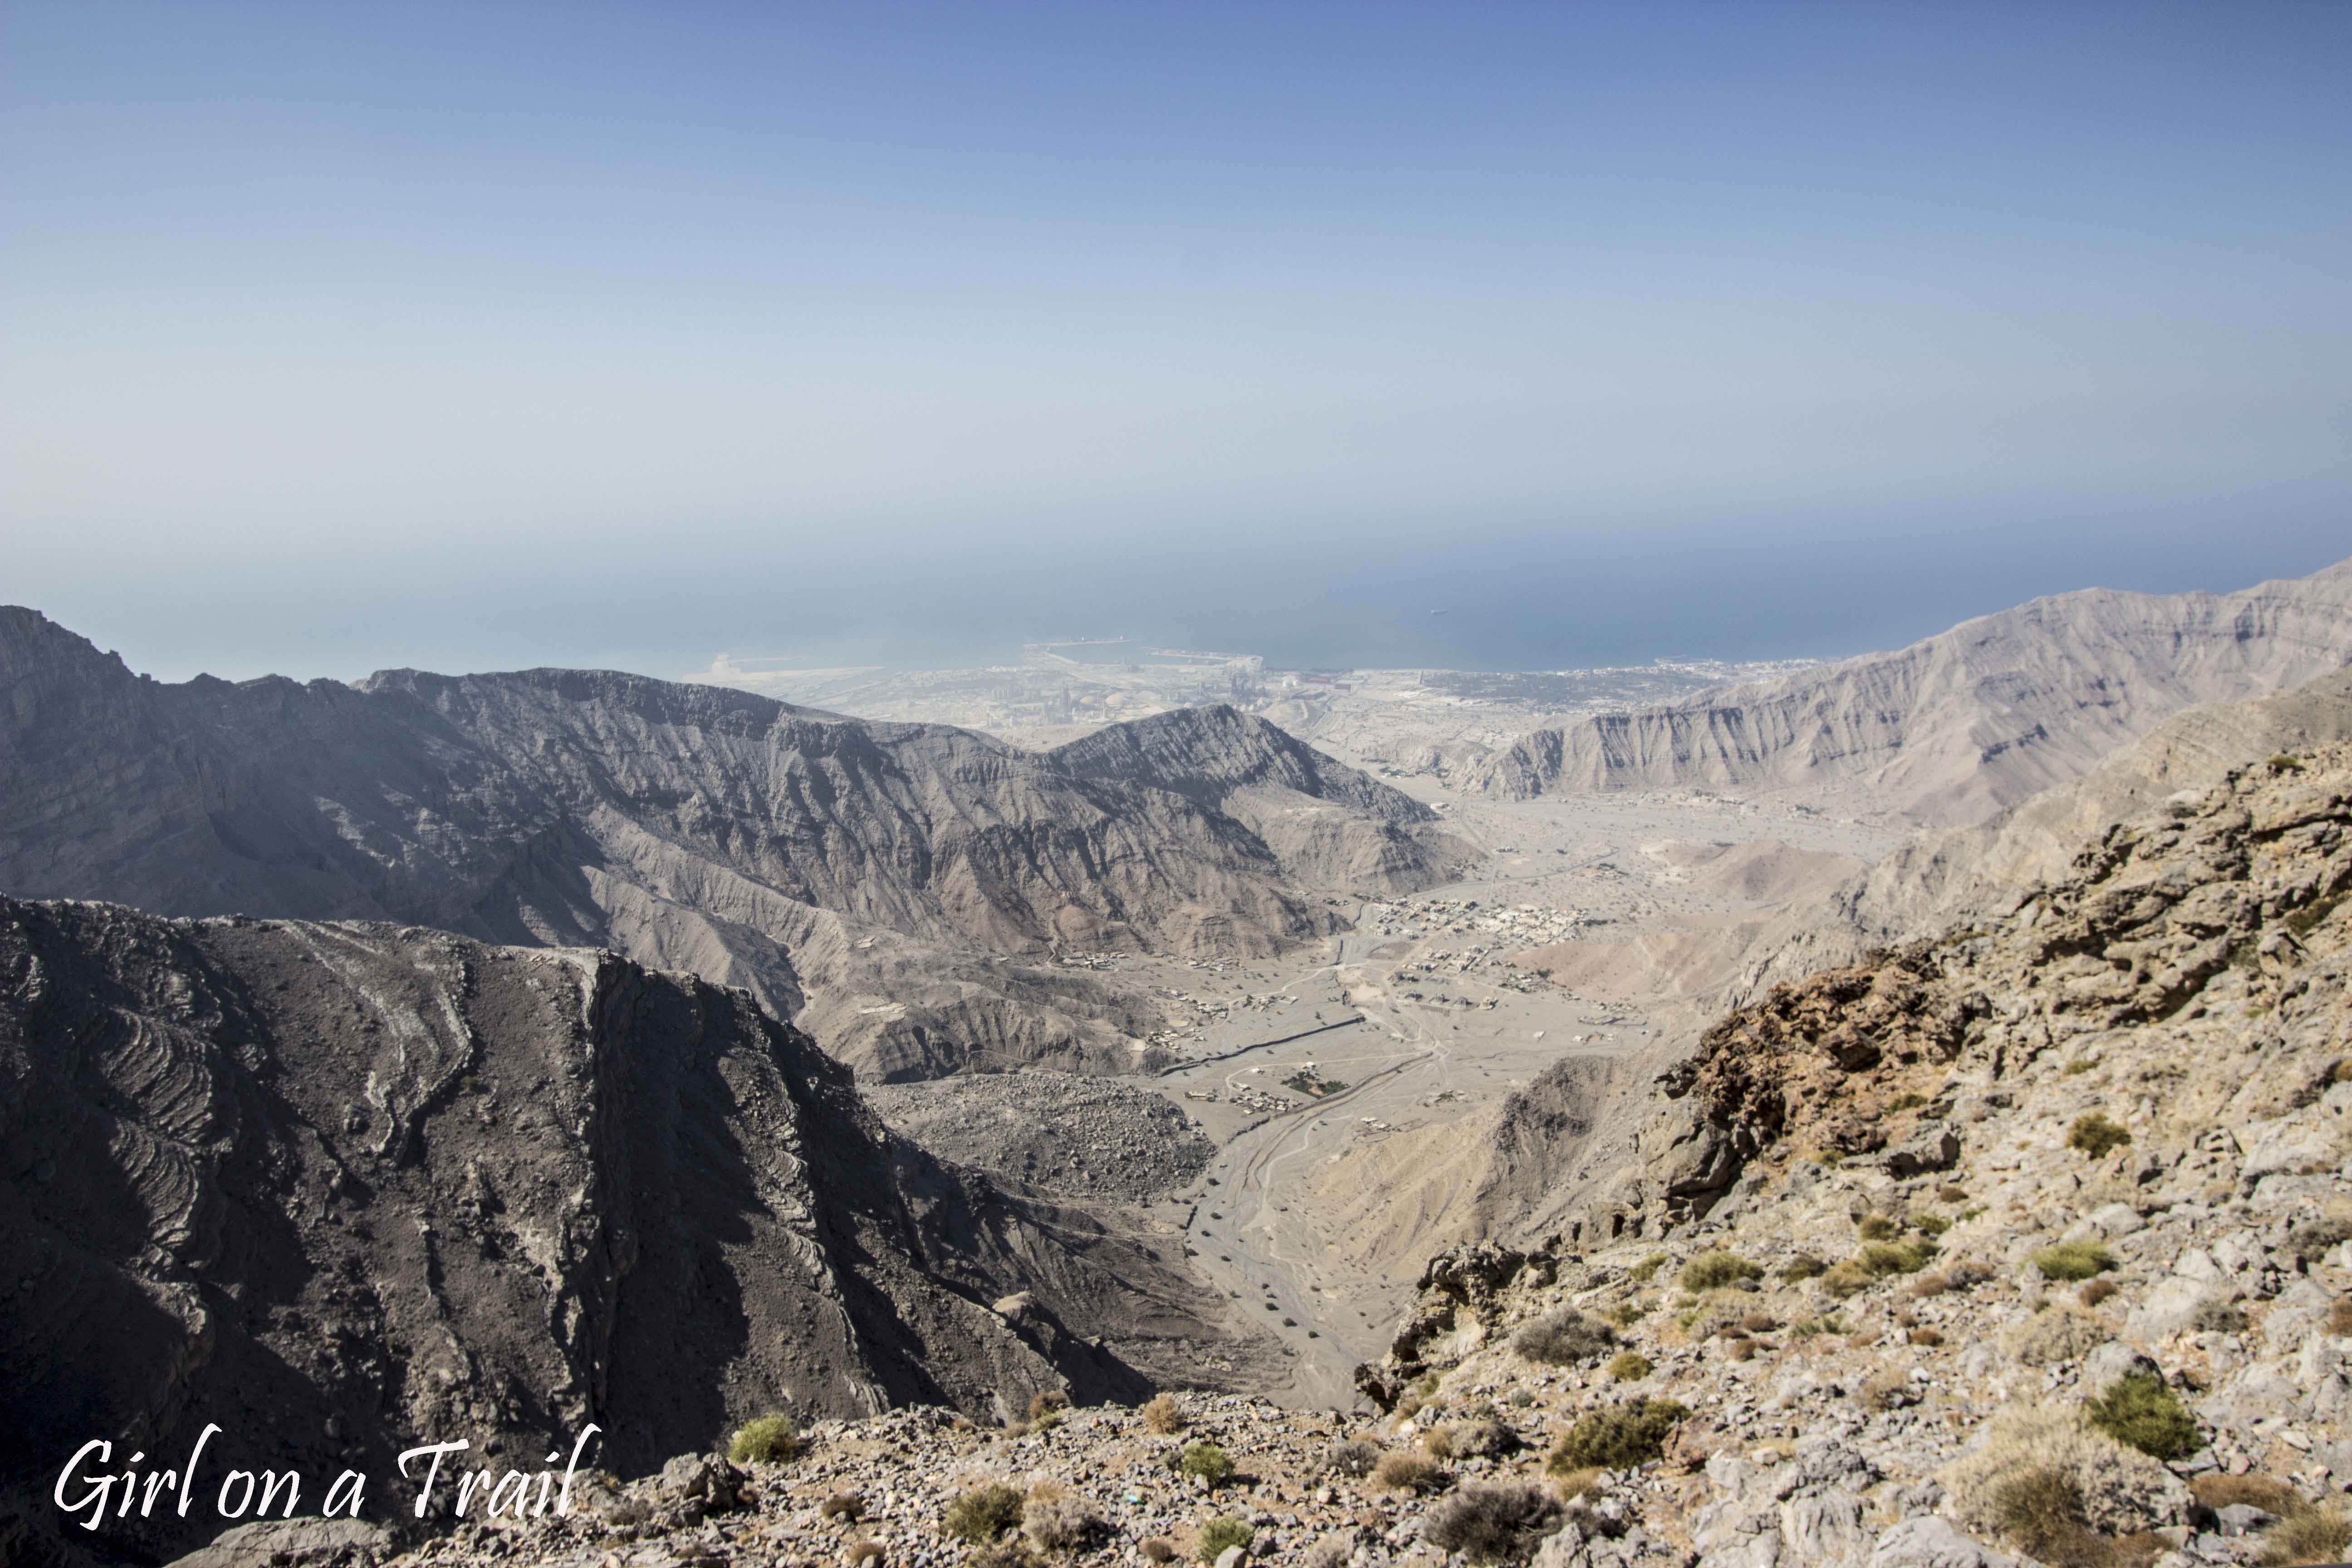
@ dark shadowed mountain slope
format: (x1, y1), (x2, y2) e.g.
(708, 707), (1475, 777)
(1471, 557), (2352, 824)
(0, 612), (1460, 1078)
(0, 897), (1269, 1562)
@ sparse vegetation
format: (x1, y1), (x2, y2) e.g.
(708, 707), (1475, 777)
(1607, 1351), (1654, 1382)
(2191, 1474), (2308, 1516)
(1195, 1517), (1254, 1563)
(2261, 1509), (2352, 1567)
(1027, 1389), (1069, 1423)
(728, 1413), (802, 1465)
(1442, 1418), (1520, 1458)
(1628, 1253), (1669, 1284)
(1141, 1393), (1185, 1434)
(1021, 1479), (1101, 1551)
(845, 1532), (885, 1567)
(1949, 1404), (2187, 1565)
(2190, 1299), (2248, 1334)
(1551, 1466), (1604, 1501)
(1857, 1214), (1900, 1241)
(1549, 1398), (1688, 1470)
(2268, 753), (2307, 773)
(1910, 1326), (1943, 1347)
(2086, 1372), (2198, 1460)
(1679, 1250), (1761, 1291)
(2079, 1278), (2119, 1307)
(1512, 1308), (1617, 1365)
(1140, 1539), (1177, 1563)
(1605, 1300), (1649, 1326)
(1422, 1481), (1567, 1565)
(2068, 1113), (2133, 1158)
(1176, 1441), (1234, 1485)
(2033, 1241), (2119, 1281)
(2332, 1297), (2352, 1336)
(944, 1483), (1025, 1545)
(1370, 1450), (1446, 1493)
(1779, 1254), (1828, 1283)
(1326, 1438), (1379, 1478)
(822, 1492), (864, 1521)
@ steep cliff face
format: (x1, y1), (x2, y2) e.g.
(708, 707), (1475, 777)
(1471, 559), (2352, 824)
(0, 899), (1263, 1560)
(0, 613), (1456, 1078)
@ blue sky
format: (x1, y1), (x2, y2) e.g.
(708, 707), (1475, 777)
(4, 2), (2348, 679)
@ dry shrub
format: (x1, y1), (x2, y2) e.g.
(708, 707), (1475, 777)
(1910, 1326), (1944, 1347)
(1027, 1389), (1070, 1423)
(1724, 1336), (1760, 1362)
(1142, 1393), (1185, 1434)
(1858, 1214), (1901, 1241)
(1512, 1308), (1617, 1366)
(2190, 1298), (2248, 1334)
(1422, 1481), (1567, 1565)
(1607, 1351), (1653, 1382)
(822, 1491), (865, 1521)
(1302, 1532), (1356, 1568)
(2191, 1474), (2308, 1516)
(2262, 1509), (2352, 1567)
(1444, 1418), (1522, 1459)
(1418, 1425), (1455, 1460)
(2005, 1303), (2112, 1367)
(1549, 1399), (1687, 1471)
(845, 1534), (885, 1568)
(1780, 1254), (1828, 1283)
(1741, 1312), (1780, 1333)
(1679, 1250), (1762, 1291)
(944, 1482), (1025, 1545)
(1946, 1404), (2188, 1547)
(1907, 1270), (1955, 1299)
(2332, 1297), (2352, 1337)
(2080, 1278), (2120, 1308)
(1370, 1451), (1447, 1493)
(1327, 1438), (1380, 1478)
(1021, 1478), (1102, 1551)
(1140, 1539), (1177, 1564)
(1552, 1466), (1605, 1501)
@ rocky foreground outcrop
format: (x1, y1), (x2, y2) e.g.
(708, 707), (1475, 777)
(1470, 557), (2352, 825)
(0, 611), (1463, 1079)
(0, 900), (1280, 1566)
(245, 741), (2352, 1568)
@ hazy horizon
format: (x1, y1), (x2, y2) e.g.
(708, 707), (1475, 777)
(6, 3), (2348, 683)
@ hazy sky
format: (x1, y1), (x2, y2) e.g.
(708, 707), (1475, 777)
(5, 2), (2348, 681)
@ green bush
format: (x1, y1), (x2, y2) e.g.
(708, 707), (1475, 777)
(2067, 1113), (2132, 1158)
(1607, 1351), (1653, 1382)
(1679, 1251), (1761, 1292)
(1628, 1254), (1668, 1284)
(1196, 1517), (1254, 1562)
(1857, 1214), (1900, 1241)
(944, 1483), (1025, 1544)
(2087, 1372), (2198, 1460)
(1857, 1239), (1938, 1275)
(1549, 1398), (1688, 1471)
(1512, 1308), (1617, 1366)
(2032, 1241), (2117, 1282)
(1177, 1441), (1234, 1485)
(727, 1412), (801, 1464)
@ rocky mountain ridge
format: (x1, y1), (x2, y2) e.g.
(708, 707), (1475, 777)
(1470, 559), (2352, 825)
(0, 610), (1460, 1080)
